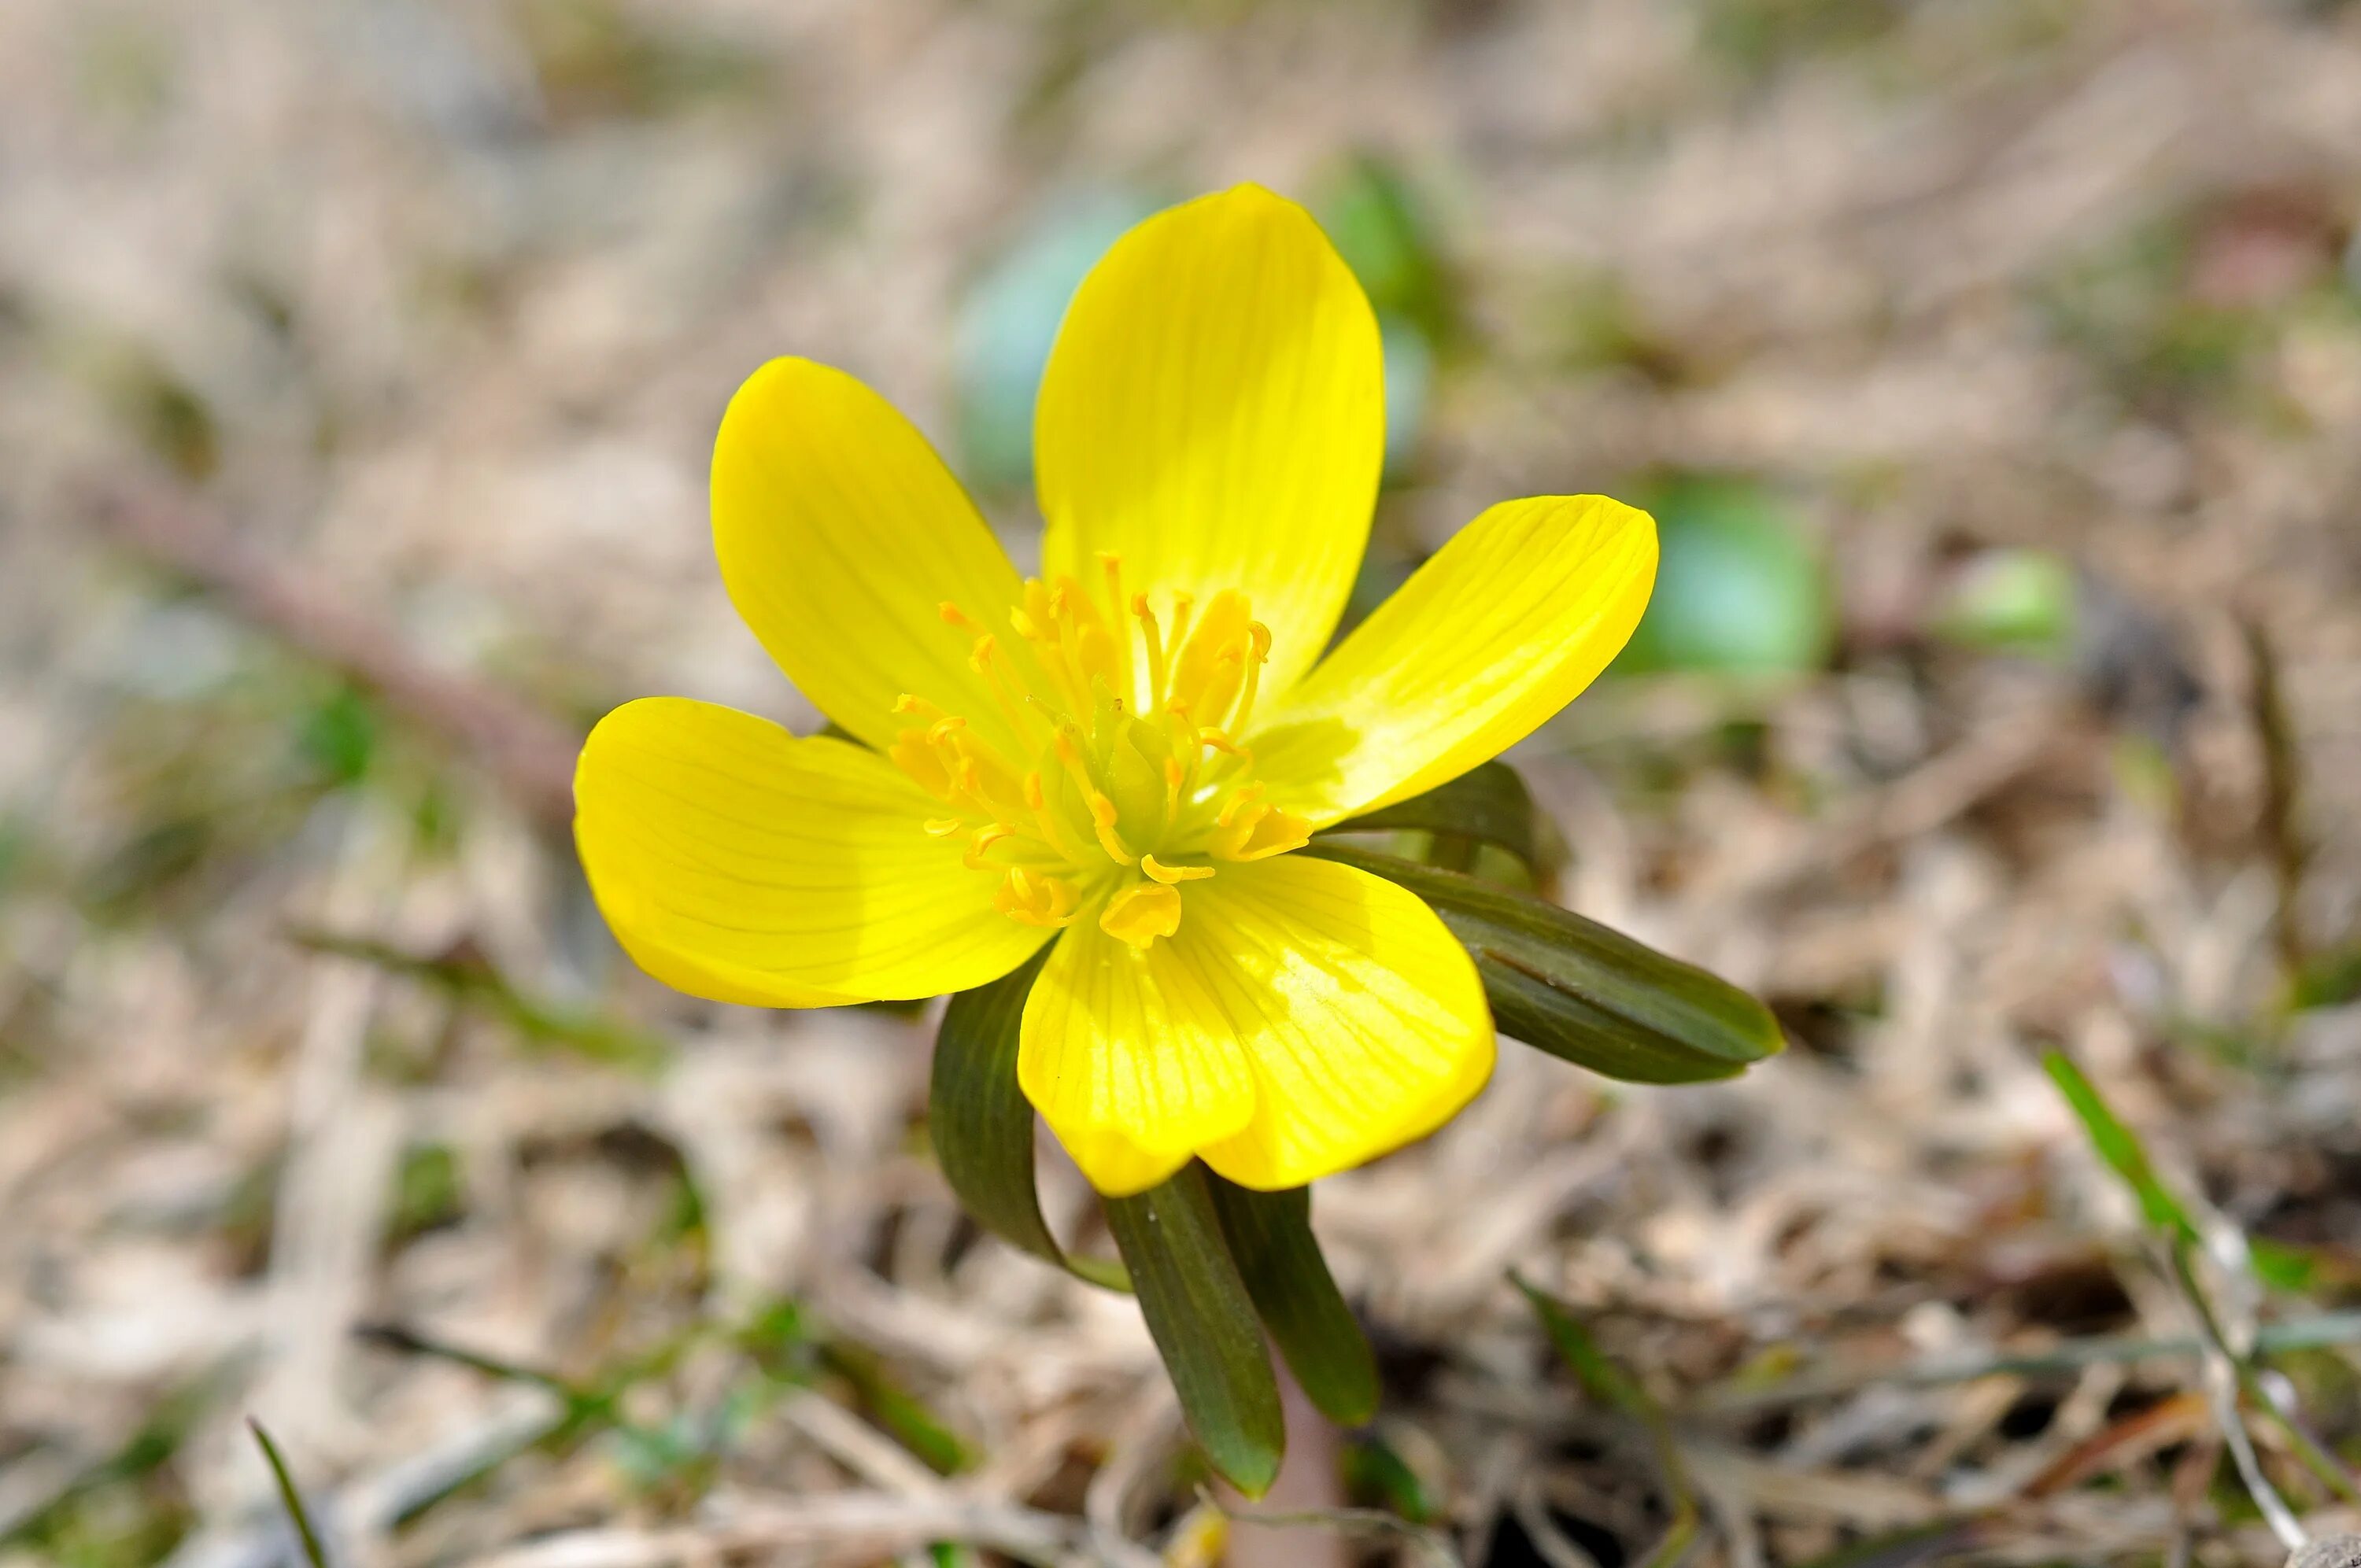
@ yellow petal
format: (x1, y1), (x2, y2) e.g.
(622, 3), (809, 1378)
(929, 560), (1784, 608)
(1018, 899), (1260, 1197)
(712, 357), (1030, 756)
(575, 697), (1049, 1005)
(1192, 856), (1494, 1190)
(1034, 185), (1383, 703)
(1248, 496), (1656, 825)
(1018, 855), (1492, 1196)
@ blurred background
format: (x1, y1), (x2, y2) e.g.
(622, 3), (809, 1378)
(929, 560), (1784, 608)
(5, 2), (2361, 1565)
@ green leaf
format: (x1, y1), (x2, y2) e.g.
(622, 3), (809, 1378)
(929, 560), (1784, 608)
(2040, 1049), (2200, 1245)
(1307, 843), (1782, 1084)
(1932, 548), (2076, 659)
(1324, 760), (1539, 875)
(1206, 1175), (1380, 1426)
(1343, 1432), (1442, 1524)
(1613, 474), (1831, 677)
(1512, 1275), (1701, 1568)
(248, 1421), (331, 1568)
(953, 190), (1158, 489)
(819, 1338), (976, 1476)
(1511, 1274), (1650, 1415)
(1104, 1165), (1285, 1496)
(930, 948), (1127, 1290)
(286, 926), (667, 1072)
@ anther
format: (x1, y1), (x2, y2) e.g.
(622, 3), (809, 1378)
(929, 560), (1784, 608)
(1166, 592), (1195, 663)
(1141, 853), (1216, 885)
(1132, 592), (1169, 708)
(963, 825), (1012, 870)
(923, 817), (963, 837)
(1087, 791), (1135, 865)
(1099, 881), (1182, 950)
(939, 602), (976, 629)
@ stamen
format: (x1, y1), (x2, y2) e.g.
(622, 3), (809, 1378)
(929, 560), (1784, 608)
(994, 867), (1080, 928)
(1100, 882), (1182, 950)
(1100, 554), (1134, 700)
(1212, 800), (1312, 861)
(1132, 593), (1168, 708)
(896, 580), (1305, 932)
(1086, 791), (1135, 865)
(1232, 621), (1271, 735)
(963, 825), (1013, 870)
(1053, 725), (1133, 864)
(1022, 766), (1101, 868)
(890, 730), (955, 799)
(1216, 783), (1266, 828)
(1165, 592), (1195, 676)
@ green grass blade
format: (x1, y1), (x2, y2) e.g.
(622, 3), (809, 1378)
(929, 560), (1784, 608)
(248, 1420), (331, 1568)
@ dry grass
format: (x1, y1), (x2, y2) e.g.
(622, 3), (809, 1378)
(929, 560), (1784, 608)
(5, 2), (2361, 1566)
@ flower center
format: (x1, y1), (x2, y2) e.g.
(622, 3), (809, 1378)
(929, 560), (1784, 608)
(886, 555), (1310, 949)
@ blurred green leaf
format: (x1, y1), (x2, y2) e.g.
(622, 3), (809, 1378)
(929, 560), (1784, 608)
(2247, 1238), (2326, 1296)
(1513, 1273), (1650, 1414)
(297, 686), (379, 786)
(512, 0), (771, 124)
(1104, 1165), (1284, 1496)
(954, 190), (1156, 489)
(287, 927), (668, 1072)
(1308, 843), (1783, 1084)
(1934, 550), (2077, 658)
(2289, 943), (2361, 1011)
(1313, 157), (1451, 474)
(1314, 154), (1454, 341)
(1325, 760), (1539, 876)
(1513, 1274), (1701, 1568)
(386, 1141), (464, 1248)
(2041, 1049), (2200, 1245)
(1376, 311), (1434, 476)
(1343, 1432), (1442, 1525)
(930, 948), (1129, 1291)
(1615, 476), (1831, 677)
(819, 1339), (976, 1477)
(1206, 1175), (1379, 1426)
(247, 1422), (330, 1568)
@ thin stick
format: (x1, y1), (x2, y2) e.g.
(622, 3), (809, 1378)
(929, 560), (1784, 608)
(1698, 1312), (2361, 1412)
(86, 474), (582, 828)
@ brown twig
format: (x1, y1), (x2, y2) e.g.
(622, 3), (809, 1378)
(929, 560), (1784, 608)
(2241, 613), (2309, 983)
(83, 474), (582, 829)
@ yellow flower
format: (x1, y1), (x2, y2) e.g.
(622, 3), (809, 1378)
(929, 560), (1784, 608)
(575, 185), (1657, 1197)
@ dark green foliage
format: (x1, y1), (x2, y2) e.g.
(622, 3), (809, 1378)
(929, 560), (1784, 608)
(1104, 1166), (1284, 1496)
(1207, 1175), (1379, 1426)
(1328, 761), (1539, 875)
(929, 946), (1128, 1290)
(1308, 843), (1783, 1084)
